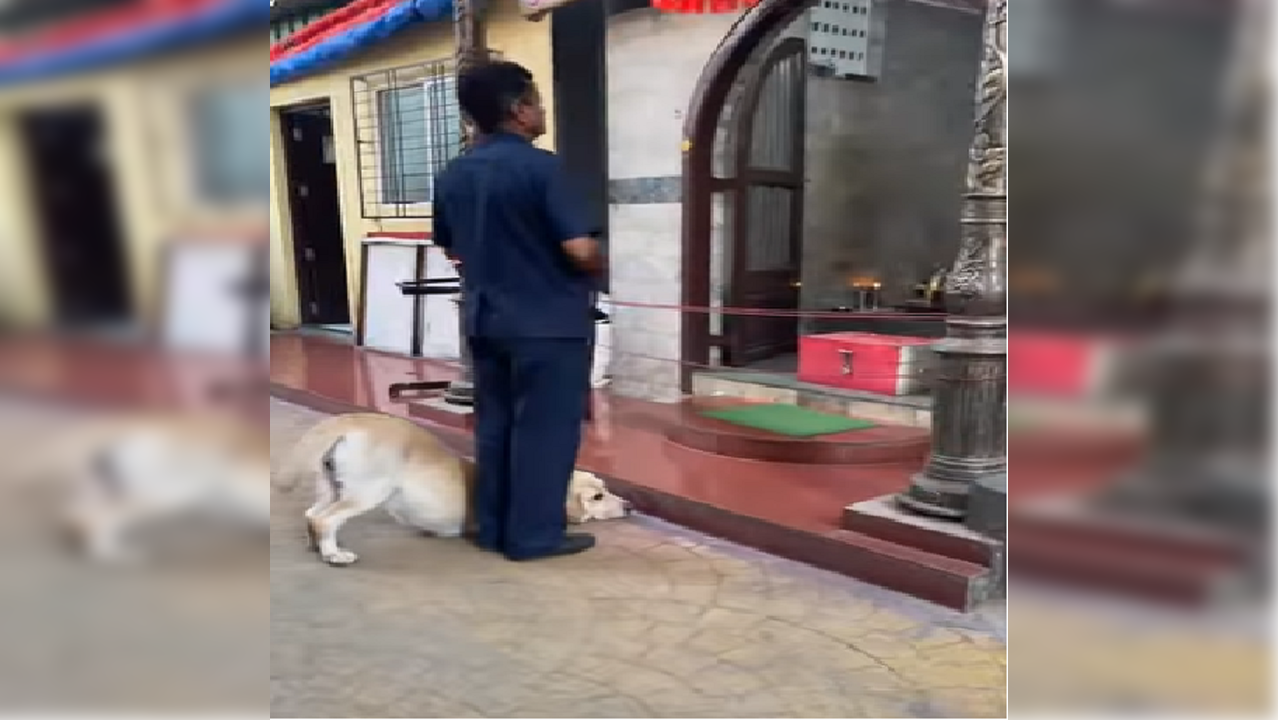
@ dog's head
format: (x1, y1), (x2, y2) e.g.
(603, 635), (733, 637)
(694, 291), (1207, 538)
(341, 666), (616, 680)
(566, 471), (632, 524)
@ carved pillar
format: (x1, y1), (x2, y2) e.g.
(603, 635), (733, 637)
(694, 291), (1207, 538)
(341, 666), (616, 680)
(443, 0), (488, 406)
(898, 0), (1008, 518)
(1105, 0), (1268, 535)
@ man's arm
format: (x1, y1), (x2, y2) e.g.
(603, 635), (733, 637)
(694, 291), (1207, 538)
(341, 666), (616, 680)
(542, 155), (602, 275)
(432, 176), (458, 266)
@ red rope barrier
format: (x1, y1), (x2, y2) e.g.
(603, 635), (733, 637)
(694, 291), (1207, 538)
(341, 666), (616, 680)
(592, 344), (935, 381)
(605, 299), (948, 321)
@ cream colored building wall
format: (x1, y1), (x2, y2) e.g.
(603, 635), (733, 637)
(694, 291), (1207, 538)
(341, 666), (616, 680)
(0, 113), (48, 327)
(268, 1), (554, 329)
(0, 34), (265, 329)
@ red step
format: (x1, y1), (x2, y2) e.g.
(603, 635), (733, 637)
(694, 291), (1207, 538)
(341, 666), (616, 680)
(1010, 502), (1249, 567)
(1009, 516), (1245, 607)
(842, 499), (994, 566)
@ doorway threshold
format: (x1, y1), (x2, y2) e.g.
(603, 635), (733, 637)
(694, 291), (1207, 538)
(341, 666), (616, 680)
(50, 321), (146, 346)
(284, 325), (354, 345)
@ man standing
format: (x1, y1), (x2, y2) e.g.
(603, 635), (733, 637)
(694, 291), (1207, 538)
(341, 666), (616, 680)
(432, 61), (602, 561)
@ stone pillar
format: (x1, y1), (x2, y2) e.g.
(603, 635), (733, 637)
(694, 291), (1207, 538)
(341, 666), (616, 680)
(443, 0), (488, 406)
(898, 0), (1008, 519)
(1104, 0), (1268, 535)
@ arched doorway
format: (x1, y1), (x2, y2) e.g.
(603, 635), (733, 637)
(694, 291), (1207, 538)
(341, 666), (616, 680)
(678, 0), (815, 391)
(722, 37), (807, 366)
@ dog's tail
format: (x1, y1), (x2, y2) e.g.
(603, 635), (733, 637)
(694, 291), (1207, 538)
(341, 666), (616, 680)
(275, 422), (348, 494)
(4, 418), (124, 506)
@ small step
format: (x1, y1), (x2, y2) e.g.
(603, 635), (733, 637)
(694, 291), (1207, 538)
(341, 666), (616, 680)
(1009, 429), (1143, 468)
(692, 371), (933, 428)
(1010, 518), (1245, 607)
(1011, 498), (1250, 567)
(664, 398), (929, 465)
(408, 396), (474, 430)
(843, 495), (996, 566)
(824, 529), (995, 611)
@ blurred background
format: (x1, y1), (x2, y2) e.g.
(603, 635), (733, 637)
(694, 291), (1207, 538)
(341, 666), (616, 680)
(0, 0), (267, 413)
(0, 0), (267, 713)
(1008, 0), (1271, 714)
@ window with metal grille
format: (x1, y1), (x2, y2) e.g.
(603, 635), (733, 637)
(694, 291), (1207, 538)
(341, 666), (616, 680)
(352, 58), (465, 219)
(191, 82), (270, 204)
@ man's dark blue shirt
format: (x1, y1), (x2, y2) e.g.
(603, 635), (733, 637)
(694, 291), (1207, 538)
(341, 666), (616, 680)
(432, 132), (594, 339)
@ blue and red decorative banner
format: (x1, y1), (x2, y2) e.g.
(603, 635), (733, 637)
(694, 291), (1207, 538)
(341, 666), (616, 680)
(519, 0), (759, 16)
(0, 0), (266, 86)
(270, 0), (453, 86)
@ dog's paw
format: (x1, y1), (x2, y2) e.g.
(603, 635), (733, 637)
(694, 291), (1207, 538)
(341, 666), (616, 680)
(321, 548), (359, 566)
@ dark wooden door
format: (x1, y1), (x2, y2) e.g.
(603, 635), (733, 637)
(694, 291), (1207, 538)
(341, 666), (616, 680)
(21, 106), (131, 326)
(725, 38), (807, 366)
(282, 106), (351, 325)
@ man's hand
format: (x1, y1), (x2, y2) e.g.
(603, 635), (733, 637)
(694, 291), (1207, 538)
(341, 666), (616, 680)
(562, 236), (603, 275)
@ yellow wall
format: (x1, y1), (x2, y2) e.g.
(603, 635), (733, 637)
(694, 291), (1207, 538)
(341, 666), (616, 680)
(267, 0), (554, 329)
(0, 33), (265, 329)
(0, 112), (48, 326)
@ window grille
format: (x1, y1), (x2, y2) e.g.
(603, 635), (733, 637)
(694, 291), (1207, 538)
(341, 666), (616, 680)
(808, 0), (882, 80)
(352, 57), (468, 219)
(190, 82), (270, 205)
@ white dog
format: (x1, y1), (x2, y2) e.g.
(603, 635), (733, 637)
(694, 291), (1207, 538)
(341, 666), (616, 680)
(33, 412), (270, 564)
(280, 412), (631, 566)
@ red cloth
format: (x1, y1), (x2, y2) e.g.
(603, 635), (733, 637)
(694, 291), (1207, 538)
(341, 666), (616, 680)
(651, 0), (760, 13)
(270, 0), (402, 62)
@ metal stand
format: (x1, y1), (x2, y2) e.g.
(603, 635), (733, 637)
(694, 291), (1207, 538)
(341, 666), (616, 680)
(442, 292), (475, 405)
(387, 277), (463, 400)
(443, 0), (485, 408)
(898, 0), (1008, 519)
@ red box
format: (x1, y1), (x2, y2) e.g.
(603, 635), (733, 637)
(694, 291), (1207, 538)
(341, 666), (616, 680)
(798, 332), (935, 396)
(1008, 332), (1120, 398)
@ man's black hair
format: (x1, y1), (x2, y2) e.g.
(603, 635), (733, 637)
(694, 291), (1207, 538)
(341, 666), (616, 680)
(456, 61), (536, 135)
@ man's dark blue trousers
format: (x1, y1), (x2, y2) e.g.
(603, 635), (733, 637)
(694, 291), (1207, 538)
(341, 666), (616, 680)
(469, 335), (591, 559)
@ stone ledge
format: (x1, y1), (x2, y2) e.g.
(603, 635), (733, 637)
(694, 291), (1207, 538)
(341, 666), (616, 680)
(692, 371), (932, 428)
(408, 397), (474, 430)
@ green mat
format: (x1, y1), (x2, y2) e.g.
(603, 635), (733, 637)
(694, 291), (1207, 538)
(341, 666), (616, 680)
(700, 403), (877, 437)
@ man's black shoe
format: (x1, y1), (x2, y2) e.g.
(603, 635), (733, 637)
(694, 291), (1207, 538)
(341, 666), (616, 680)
(471, 539), (502, 553)
(505, 533), (596, 562)
(460, 531), (501, 553)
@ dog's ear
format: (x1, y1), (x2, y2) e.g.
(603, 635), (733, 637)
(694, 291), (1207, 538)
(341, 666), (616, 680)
(566, 488), (590, 524)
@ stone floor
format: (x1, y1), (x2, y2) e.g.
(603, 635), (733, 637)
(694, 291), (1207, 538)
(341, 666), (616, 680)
(268, 399), (1007, 718)
(2, 386), (1268, 717)
(0, 397), (269, 713)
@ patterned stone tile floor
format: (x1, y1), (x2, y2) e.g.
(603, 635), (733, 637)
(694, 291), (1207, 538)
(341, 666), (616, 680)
(268, 399), (1007, 718)
(0, 397), (269, 714)
(2, 392), (1267, 718)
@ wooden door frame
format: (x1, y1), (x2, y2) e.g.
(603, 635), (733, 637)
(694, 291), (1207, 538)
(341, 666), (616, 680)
(724, 36), (807, 366)
(279, 101), (343, 325)
(679, 0), (816, 392)
(20, 103), (134, 327)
